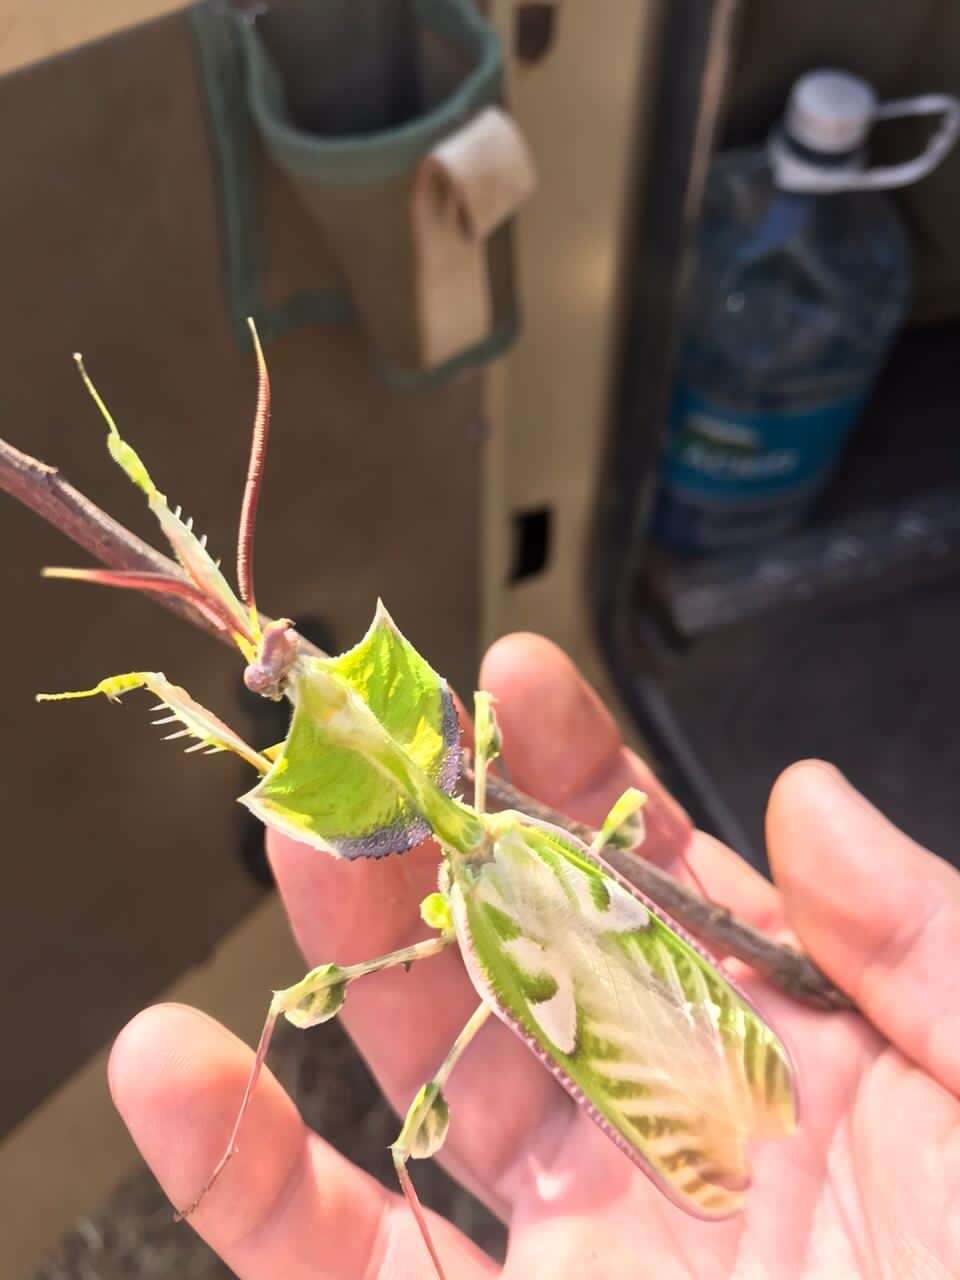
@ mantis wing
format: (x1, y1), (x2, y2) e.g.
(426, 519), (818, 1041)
(451, 814), (797, 1219)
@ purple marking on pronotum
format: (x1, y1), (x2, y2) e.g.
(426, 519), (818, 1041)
(436, 682), (463, 796)
(335, 817), (434, 862)
(334, 683), (463, 861)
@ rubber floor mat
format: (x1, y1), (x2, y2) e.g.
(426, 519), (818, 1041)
(652, 572), (960, 874)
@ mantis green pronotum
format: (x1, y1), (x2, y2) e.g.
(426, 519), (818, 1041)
(37, 327), (797, 1279)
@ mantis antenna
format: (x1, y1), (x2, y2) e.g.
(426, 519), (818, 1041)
(236, 318), (271, 618)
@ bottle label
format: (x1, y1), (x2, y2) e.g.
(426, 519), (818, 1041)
(661, 383), (866, 500)
(653, 382), (867, 551)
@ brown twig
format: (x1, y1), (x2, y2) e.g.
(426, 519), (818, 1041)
(0, 436), (213, 634)
(1, 433), (852, 1013)
(0, 435), (320, 654)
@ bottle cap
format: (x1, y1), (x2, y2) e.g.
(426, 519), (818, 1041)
(772, 72), (960, 193)
(785, 71), (876, 154)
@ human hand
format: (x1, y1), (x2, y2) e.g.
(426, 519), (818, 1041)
(109, 634), (960, 1278)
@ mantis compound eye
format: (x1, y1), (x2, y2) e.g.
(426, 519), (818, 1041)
(243, 619), (299, 700)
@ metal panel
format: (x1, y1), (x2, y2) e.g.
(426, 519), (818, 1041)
(483, 0), (664, 705)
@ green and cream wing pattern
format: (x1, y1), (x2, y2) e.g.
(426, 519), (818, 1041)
(453, 814), (797, 1219)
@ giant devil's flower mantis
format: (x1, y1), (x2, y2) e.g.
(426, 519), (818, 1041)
(37, 326), (797, 1279)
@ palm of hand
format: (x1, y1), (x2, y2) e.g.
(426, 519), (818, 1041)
(110, 636), (960, 1279)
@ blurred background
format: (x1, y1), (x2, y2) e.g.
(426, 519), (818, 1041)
(1, 1), (957, 1275)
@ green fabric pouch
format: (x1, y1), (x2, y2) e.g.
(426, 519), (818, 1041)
(191, 0), (535, 386)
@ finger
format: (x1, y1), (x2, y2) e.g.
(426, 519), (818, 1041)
(481, 633), (784, 929)
(684, 831), (787, 938)
(109, 1004), (496, 1280)
(767, 761), (960, 1095)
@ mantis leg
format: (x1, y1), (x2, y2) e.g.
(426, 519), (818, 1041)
(176, 931), (454, 1220)
(587, 786), (648, 859)
(592, 790), (725, 937)
(472, 691), (501, 815)
(592, 788), (719, 906)
(391, 1001), (493, 1280)
(38, 671), (270, 773)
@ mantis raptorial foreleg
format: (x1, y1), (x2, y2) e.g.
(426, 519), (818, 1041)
(177, 931), (455, 1220)
(391, 1001), (493, 1280)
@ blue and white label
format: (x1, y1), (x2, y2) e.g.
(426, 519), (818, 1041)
(652, 382), (867, 551)
(662, 383), (865, 498)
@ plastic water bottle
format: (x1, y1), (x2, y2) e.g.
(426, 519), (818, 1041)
(652, 70), (960, 554)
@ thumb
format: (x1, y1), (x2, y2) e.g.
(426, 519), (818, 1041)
(767, 761), (960, 1096)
